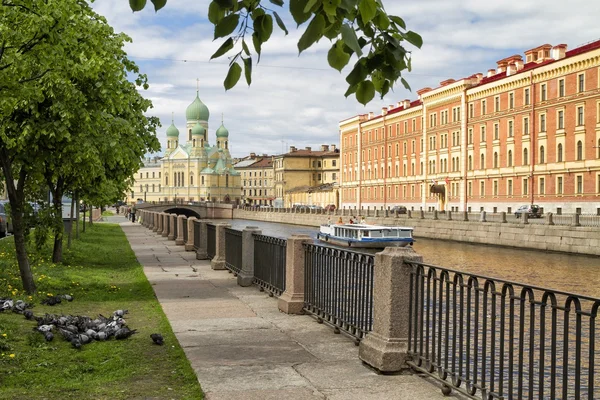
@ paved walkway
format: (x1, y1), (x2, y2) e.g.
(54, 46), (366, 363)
(110, 216), (463, 399)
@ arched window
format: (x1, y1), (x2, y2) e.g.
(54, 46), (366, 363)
(173, 172), (177, 186)
(193, 139), (196, 147)
(493, 152), (498, 168)
(165, 175), (168, 185)
(145, 184), (149, 192)
(226, 174), (229, 187)
(158, 184), (161, 191)
(523, 148), (529, 165)
(189, 129), (192, 141)
(182, 172), (185, 186)
(557, 144), (563, 162)
(539, 146), (545, 163)
(167, 141), (170, 149)
(508, 150), (513, 167)
(201, 176), (205, 186)
(468, 155), (472, 170)
(152, 184), (155, 192)
(577, 141), (583, 160)
(190, 175), (194, 186)
(480, 154), (485, 169)
(225, 141), (228, 149)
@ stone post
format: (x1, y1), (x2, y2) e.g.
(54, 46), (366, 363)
(238, 226), (262, 287)
(407, 210), (412, 219)
(419, 210), (425, 219)
(211, 223), (231, 270)
(433, 210), (438, 220)
(463, 211), (469, 221)
(176, 215), (186, 245)
(168, 214), (176, 240)
(546, 212), (554, 226)
(385, 208), (389, 218)
(359, 247), (423, 372)
(521, 213), (529, 224)
(278, 234), (312, 314)
(479, 211), (487, 222)
(185, 217), (197, 251)
(153, 212), (160, 232)
(501, 212), (507, 223)
(161, 213), (169, 237)
(197, 221), (209, 259)
(571, 213), (580, 227)
(375, 209), (380, 217)
(447, 211), (452, 221)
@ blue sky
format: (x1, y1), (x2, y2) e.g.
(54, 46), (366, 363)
(91, 0), (600, 158)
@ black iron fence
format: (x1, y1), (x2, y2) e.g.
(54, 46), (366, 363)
(407, 262), (600, 399)
(225, 228), (242, 274)
(206, 224), (216, 259)
(253, 234), (286, 296)
(303, 244), (375, 342)
(183, 218), (188, 243)
(193, 220), (200, 250)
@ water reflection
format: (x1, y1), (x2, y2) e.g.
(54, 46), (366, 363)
(227, 219), (600, 297)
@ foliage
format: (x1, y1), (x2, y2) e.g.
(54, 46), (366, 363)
(0, 224), (202, 399)
(130, 0), (422, 105)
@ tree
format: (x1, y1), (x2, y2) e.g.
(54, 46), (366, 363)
(0, 0), (159, 291)
(129, 0), (422, 105)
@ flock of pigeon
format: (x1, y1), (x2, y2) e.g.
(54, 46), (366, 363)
(0, 297), (164, 348)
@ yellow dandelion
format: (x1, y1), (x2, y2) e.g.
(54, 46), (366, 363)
(9, 354), (15, 358)
(2, 333), (6, 337)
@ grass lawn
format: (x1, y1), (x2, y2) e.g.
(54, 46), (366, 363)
(0, 224), (203, 399)
(101, 210), (115, 216)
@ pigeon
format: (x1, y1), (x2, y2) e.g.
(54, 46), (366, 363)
(59, 294), (74, 302)
(96, 331), (108, 341)
(71, 338), (82, 349)
(44, 332), (54, 342)
(41, 296), (61, 306)
(113, 309), (128, 318)
(114, 327), (137, 340)
(59, 328), (75, 342)
(2, 299), (13, 310)
(78, 334), (91, 345)
(36, 324), (54, 333)
(150, 333), (164, 345)
(23, 310), (34, 320)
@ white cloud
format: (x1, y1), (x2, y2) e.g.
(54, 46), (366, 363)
(92, 0), (600, 157)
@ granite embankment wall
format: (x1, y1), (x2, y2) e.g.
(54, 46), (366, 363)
(232, 209), (600, 256)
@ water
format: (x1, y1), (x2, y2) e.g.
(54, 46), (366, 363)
(227, 219), (600, 297)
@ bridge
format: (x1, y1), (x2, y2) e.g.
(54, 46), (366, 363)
(135, 201), (234, 220)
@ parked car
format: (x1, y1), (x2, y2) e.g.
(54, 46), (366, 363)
(324, 204), (336, 211)
(514, 204), (542, 218)
(0, 201), (13, 238)
(391, 205), (408, 214)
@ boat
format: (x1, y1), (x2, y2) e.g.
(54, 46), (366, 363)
(316, 224), (414, 249)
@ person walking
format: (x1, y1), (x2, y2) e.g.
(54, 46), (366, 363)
(131, 204), (137, 223)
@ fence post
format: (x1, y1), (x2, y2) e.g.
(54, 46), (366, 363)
(433, 210), (438, 220)
(176, 215), (186, 245)
(571, 213), (580, 227)
(447, 211), (452, 221)
(153, 212), (160, 232)
(359, 247), (423, 372)
(419, 210), (425, 219)
(278, 234), (312, 314)
(479, 211), (487, 222)
(238, 226), (262, 287)
(546, 212), (554, 226)
(185, 217), (196, 251)
(407, 210), (412, 219)
(196, 221), (209, 260)
(161, 213), (169, 237)
(211, 223), (231, 270)
(463, 211), (469, 221)
(501, 211), (507, 223)
(168, 214), (176, 240)
(522, 213), (529, 225)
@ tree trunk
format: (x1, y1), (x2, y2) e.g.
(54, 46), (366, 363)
(89, 204), (93, 225)
(0, 152), (36, 293)
(82, 205), (86, 233)
(67, 195), (74, 248)
(75, 193), (80, 239)
(51, 186), (64, 263)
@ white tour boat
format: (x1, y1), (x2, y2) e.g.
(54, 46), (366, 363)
(316, 224), (414, 249)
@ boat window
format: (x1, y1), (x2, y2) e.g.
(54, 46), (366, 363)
(370, 230), (382, 238)
(363, 231), (369, 237)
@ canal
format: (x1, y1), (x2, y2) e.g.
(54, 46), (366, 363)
(227, 219), (600, 297)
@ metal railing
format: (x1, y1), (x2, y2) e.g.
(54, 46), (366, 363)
(193, 220), (200, 250)
(407, 261), (600, 399)
(183, 218), (188, 243)
(225, 228), (242, 274)
(206, 224), (216, 259)
(253, 234), (286, 296)
(303, 244), (375, 342)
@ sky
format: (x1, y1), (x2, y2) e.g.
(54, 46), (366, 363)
(91, 0), (600, 158)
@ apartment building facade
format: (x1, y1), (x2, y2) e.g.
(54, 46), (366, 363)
(234, 154), (275, 206)
(340, 40), (600, 214)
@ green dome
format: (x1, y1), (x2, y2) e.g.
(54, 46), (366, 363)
(166, 122), (180, 137)
(216, 123), (229, 138)
(191, 122), (206, 136)
(186, 91), (209, 121)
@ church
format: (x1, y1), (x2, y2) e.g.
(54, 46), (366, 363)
(126, 90), (241, 204)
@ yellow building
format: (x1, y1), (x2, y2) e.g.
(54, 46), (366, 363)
(234, 154), (275, 206)
(127, 91), (241, 204)
(273, 144), (340, 208)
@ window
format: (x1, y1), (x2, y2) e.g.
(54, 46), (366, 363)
(404, 121), (408, 133)
(190, 175), (194, 185)
(509, 93), (514, 109)
(557, 176), (563, 194)
(480, 181), (485, 196)
(508, 120), (514, 137)
(468, 128), (473, 144)
(577, 106), (584, 126)
(201, 176), (205, 185)
(412, 119), (416, 131)
(523, 148), (529, 165)
(508, 150), (513, 167)
(558, 79), (565, 97)
(494, 96), (500, 112)
(577, 141), (583, 160)
(480, 153), (485, 169)
(332, 160), (337, 167)
(524, 88), (530, 105)
(558, 110), (564, 129)
(494, 123), (499, 140)
(557, 143), (563, 162)
(576, 175), (583, 194)
(523, 178), (529, 195)
(146, 172), (149, 178)
(539, 177), (545, 195)
(480, 126), (486, 142)
(541, 83), (547, 101)
(578, 73), (585, 92)
(468, 182), (472, 196)
(508, 179), (513, 195)
(523, 117), (529, 135)
(469, 103), (474, 118)
(468, 155), (472, 170)
(493, 152), (498, 168)
(540, 114), (546, 132)
(482, 100), (487, 115)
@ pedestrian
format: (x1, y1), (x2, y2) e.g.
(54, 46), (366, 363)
(131, 204), (137, 223)
(327, 217), (332, 225)
(349, 217), (354, 224)
(337, 217), (343, 224)
(360, 216), (366, 224)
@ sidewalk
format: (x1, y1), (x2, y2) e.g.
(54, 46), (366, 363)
(113, 216), (462, 399)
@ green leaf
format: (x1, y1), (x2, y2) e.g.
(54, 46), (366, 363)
(304, 0), (319, 13)
(290, 0), (312, 26)
(345, 60), (368, 85)
(380, 80), (390, 98)
(340, 0), (358, 10)
(224, 62), (242, 90)
(129, 0), (147, 12)
(340, 23), (362, 56)
(373, 12), (389, 30)
(243, 56), (252, 85)
(327, 40), (351, 72)
(214, 13), (240, 39)
(254, 14), (273, 42)
(251, 8), (265, 19)
(150, 0), (167, 12)
(358, 0), (377, 25)
(323, 20), (342, 40)
(210, 38), (234, 60)
(208, 1), (226, 24)
(404, 31), (423, 49)
(344, 84), (358, 97)
(273, 12), (288, 35)
(269, 0), (284, 5)
(356, 80), (375, 105)
(389, 15), (406, 29)
(242, 40), (250, 55)
(401, 77), (411, 91)
(297, 14), (326, 54)
(252, 32), (262, 62)
(214, 0), (234, 8)
(323, 0), (341, 16)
